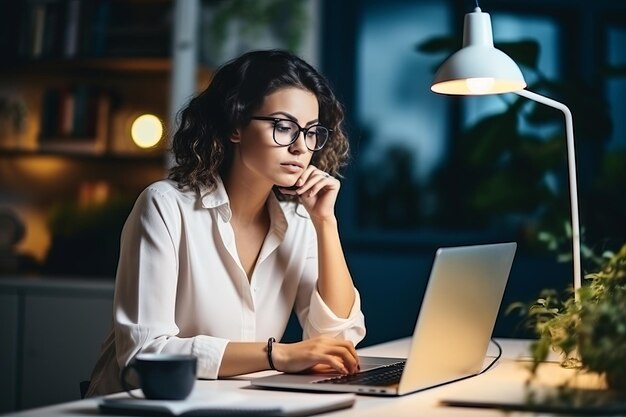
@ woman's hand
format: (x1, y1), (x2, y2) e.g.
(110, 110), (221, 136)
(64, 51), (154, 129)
(279, 165), (339, 223)
(271, 336), (360, 374)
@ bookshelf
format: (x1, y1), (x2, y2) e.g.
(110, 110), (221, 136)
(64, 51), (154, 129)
(0, 0), (175, 156)
(14, 0), (171, 60)
(0, 0), (200, 276)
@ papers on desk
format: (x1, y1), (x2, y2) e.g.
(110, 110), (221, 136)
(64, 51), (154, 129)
(441, 387), (626, 416)
(98, 390), (356, 416)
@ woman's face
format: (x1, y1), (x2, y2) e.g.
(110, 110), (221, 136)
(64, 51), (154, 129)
(231, 87), (319, 188)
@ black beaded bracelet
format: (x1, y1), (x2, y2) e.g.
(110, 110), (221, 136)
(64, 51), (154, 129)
(267, 337), (277, 370)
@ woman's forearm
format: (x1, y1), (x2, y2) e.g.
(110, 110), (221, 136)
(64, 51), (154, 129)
(219, 342), (269, 377)
(314, 217), (356, 318)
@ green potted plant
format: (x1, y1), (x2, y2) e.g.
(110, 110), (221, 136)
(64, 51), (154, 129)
(510, 242), (626, 391)
(201, 0), (308, 66)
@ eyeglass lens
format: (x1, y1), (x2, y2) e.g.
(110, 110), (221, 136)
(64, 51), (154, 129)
(274, 120), (329, 151)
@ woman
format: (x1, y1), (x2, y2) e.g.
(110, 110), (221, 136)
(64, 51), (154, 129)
(86, 49), (366, 397)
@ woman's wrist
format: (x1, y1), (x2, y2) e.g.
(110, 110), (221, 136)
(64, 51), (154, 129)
(311, 215), (338, 231)
(269, 340), (286, 371)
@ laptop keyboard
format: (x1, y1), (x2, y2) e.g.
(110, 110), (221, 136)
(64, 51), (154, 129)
(313, 361), (406, 386)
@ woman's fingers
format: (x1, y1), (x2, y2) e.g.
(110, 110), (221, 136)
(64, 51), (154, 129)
(323, 343), (360, 374)
(279, 166), (337, 198)
(273, 337), (360, 374)
(298, 168), (335, 196)
(324, 356), (349, 374)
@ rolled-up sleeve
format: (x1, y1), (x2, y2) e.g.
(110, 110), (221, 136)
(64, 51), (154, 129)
(190, 336), (229, 379)
(305, 288), (366, 345)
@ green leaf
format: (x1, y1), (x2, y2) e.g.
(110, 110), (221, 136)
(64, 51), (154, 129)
(495, 40), (541, 70)
(415, 36), (459, 54)
(601, 64), (626, 77)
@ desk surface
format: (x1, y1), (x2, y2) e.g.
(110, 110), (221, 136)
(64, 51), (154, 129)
(7, 338), (605, 417)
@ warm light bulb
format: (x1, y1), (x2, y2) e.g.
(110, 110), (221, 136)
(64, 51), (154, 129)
(131, 114), (163, 148)
(465, 77), (495, 94)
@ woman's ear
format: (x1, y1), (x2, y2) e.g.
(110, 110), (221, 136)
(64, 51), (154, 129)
(230, 129), (241, 143)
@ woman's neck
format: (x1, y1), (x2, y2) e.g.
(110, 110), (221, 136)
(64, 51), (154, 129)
(223, 175), (272, 225)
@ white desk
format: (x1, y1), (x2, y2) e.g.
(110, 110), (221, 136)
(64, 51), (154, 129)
(6, 338), (605, 417)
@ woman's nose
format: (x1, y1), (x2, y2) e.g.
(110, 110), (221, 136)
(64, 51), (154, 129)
(288, 130), (308, 154)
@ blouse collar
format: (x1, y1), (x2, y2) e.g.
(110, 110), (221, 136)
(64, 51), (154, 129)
(199, 178), (288, 239)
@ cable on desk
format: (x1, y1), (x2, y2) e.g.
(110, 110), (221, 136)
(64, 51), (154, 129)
(426, 338), (503, 391)
(479, 338), (502, 375)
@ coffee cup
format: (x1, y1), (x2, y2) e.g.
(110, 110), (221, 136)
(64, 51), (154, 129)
(121, 353), (197, 400)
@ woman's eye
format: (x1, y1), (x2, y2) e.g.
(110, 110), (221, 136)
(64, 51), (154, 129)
(275, 123), (293, 133)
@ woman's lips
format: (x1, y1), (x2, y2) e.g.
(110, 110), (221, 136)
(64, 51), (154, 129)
(280, 162), (304, 173)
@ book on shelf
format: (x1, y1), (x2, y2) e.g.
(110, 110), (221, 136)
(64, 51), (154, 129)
(41, 0), (62, 57)
(17, 0), (171, 60)
(18, 0), (66, 59)
(63, 0), (80, 58)
(31, 3), (45, 58)
(39, 85), (110, 153)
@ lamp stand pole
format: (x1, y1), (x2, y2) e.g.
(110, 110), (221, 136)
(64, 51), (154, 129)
(515, 89), (582, 298)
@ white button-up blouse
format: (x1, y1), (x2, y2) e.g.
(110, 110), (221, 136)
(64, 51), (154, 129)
(87, 179), (366, 396)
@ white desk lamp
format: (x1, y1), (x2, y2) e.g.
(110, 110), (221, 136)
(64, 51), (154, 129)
(431, 7), (582, 297)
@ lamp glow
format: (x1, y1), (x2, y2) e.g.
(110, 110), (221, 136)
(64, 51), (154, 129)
(131, 114), (163, 149)
(466, 77), (495, 94)
(431, 7), (582, 298)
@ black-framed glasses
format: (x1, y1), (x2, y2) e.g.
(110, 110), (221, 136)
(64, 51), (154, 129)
(250, 116), (331, 151)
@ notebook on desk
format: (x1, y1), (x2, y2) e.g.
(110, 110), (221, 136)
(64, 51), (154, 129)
(251, 242), (517, 397)
(99, 390), (356, 416)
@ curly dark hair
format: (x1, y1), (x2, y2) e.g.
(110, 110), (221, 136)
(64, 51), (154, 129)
(168, 49), (350, 199)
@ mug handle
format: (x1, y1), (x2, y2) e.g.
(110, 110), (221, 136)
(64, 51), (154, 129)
(121, 361), (142, 399)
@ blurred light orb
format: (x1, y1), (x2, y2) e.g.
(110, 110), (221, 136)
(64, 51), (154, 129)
(131, 114), (163, 148)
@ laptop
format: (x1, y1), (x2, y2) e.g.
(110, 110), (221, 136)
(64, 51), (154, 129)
(251, 242), (517, 396)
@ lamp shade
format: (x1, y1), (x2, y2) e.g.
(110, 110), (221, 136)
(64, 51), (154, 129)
(431, 7), (527, 95)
